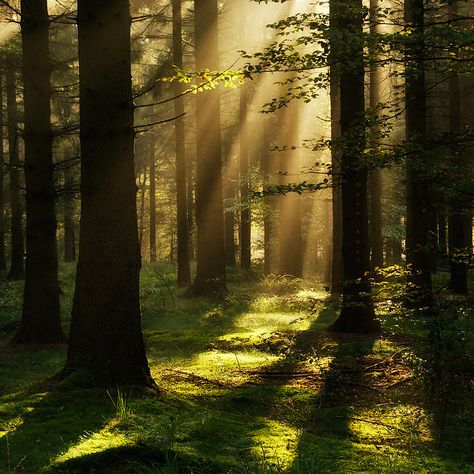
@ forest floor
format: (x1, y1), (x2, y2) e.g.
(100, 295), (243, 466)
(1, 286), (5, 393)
(0, 263), (473, 473)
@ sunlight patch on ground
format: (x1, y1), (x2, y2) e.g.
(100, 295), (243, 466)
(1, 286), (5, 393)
(235, 312), (312, 332)
(52, 421), (131, 466)
(250, 418), (300, 468)
(193, 350), (279, 373)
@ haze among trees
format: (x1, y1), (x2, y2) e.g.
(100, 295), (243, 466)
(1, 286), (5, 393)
(0, 0), (472, 472)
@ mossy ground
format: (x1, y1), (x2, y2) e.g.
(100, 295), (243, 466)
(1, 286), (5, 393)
(0, 263), (472, 473)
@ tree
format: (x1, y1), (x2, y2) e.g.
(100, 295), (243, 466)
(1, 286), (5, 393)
(329, 0), (378, 333)
(14, 0), (64, 343)
(6, 61), (24, 281)
(404, 0), (434, 310)
(239, 82), (251, 271)
(188, 0), (227, 296)
(0, 73), (6, 271)
(172, 0), (191, 286)
(63, 0), (153, 386)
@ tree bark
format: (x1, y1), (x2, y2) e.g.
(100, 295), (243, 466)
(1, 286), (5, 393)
(278, 108), (303, 278)
(240, 84), (251, 271)
(6, 62), (24, 281)
(64, 154), (76, 262)
(0, 74), (6, 271)
(149, 150), (157, 263)
(188, 0), (227, 296)
(14, 0), (64, 343)
(329, 4), (343, 294)
(447, 3), (471, 294)
(404, 0), (434, 310)
(63, 0), (153, 387)
(369, 0), (384, 271)
(173, 0), (191, 285)
(329, 0), (378, 333)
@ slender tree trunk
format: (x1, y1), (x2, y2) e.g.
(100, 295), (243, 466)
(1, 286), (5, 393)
(369, 0), (384, 271)
(438, 210), (447, 260)
(6, 63), (24, 281)
(447, 4), (471, 293)
(329, 5), (343, 294)
(223, 135), (236, 267)
(187, 148), (195, 261)
(14, 0), (63, 343)
(0, 74), (6, 271)
(63, 0), (153, 386)
(149, 152), (157, 263)
(330, 0), (377, 333)
(138, 170), (146, 254)
(240, 84), (251, 271)
(188, 0), (226, 296)
(64, 155), (76, 262)
(278, 108), (303, 278)
(262, 133), (273, 276)
(173, 0), (191, 285)
(404, 0), (434, 310)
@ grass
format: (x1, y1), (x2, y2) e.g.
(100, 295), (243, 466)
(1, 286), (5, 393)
(0, 263), (472, 473)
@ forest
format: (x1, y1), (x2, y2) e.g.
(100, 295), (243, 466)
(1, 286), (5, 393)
(0, 0), (473, 472)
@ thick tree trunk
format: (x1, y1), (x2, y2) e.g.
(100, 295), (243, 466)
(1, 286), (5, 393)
(15, 0), (63, 343)
(278, 108), (303, 278)
(64, 158), (76, 262)
(173, 0), (191, 285)
(404, 0), (434, 310)
(438, 210), (447, 260)
(6, 63), (24, 281)
(149, 153), (157, 263)
(240, 84), (251, 271)
(188, 0), (226, 296)
(0, 74), (6, 271)
(64, 0), (153, 387)
(329, 0), (377, 333)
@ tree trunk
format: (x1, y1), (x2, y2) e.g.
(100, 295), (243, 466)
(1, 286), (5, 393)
(188, 0), (226, 296)
(0, 74), (6, 271)
(240, 84), (251, 271)
(369, 0), (384, 271)
(262, 133), (274, 276)
(329, 5), (343, 294)
(329, 0), (377, 333)
(438, 210), (447, 260)
(404, 0), (434, 310)
(149, 151), (157, 263)
(64, 155), (76, 262)
(173, 0), (191, 285)
(278, 108), (303, 278)
(63, 0), (153, 387)
(14, 0), (64, 343)
(447, 5), (471, 294)
(6, 63), (24, 281)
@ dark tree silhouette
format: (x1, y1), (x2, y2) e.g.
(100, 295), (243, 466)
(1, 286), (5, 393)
(63, 0), (153, 386)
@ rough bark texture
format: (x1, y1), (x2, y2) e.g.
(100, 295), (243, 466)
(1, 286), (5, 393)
(239, 84), (251, 271)
(188, 0), (227, 296)
(6, 63), (24, 281)
(329, 0), (378, 333)
(64, 0), (153, 387)
(404, 0), (434, 310)
(14, 0), (64, 343)
(0, 74), (6, 271)
(278, 108), (303, 278)
(173, 0), (191, 286)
